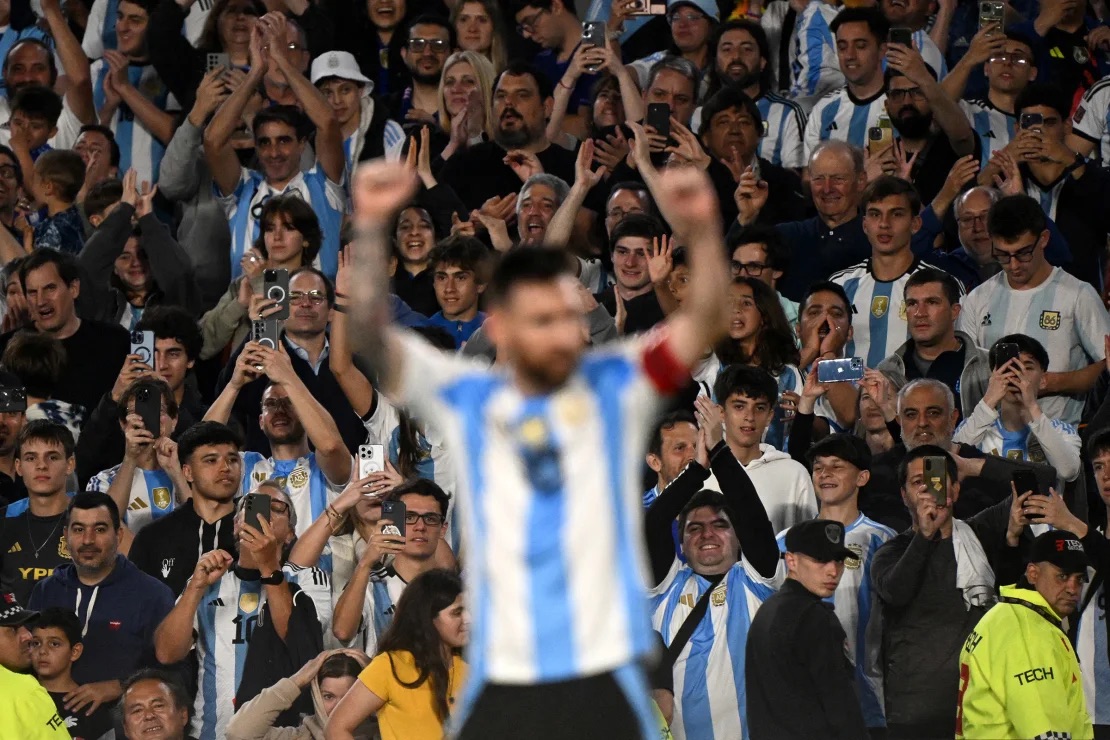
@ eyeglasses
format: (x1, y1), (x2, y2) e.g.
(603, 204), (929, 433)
(269, 500), (290, 514)
(956, 213), (988, 227)
(289, 290), (326, 305)
(408, 37), (450, 54)
(516, 8), (546, 34)
(262, 398), (294, 411)
(991, 242), (1038, 263)
(989, 53), (1030, 65)
(405, 511), (445, 526)
(0, 165), (16, 180)
(730, 260), (769, 276)
(887, 87), (926, 102)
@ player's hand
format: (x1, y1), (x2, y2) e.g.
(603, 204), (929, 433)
(653, 166), (721, 243)
(351, 161), (419, 230)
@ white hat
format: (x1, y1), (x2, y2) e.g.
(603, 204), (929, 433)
(311, 50), (372, 87)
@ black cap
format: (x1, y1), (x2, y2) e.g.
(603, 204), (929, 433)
(1028, 530), (1088, 574)
(805, 433), (872, 472)
(0, 592), (38, 627)
(785, 519), (858, 563)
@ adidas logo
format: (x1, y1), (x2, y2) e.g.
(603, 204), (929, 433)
(827, 122), (839, 131)
(982, 130), (996, 138)
(981, 313), (992, 326)
(7, 542), (20, 554)
(208, 598), (225, 607)
(129, 499), (149, 511)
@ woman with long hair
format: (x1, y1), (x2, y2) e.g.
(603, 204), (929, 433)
(450, 0), (508, 72)
(225, 650), (373, 739)
(714, 277), (802, 449)
(436, 51), (496, 162)
(327, 569), (469, 740)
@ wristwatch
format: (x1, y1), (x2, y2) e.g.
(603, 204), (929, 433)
(259, 570), (285, 585)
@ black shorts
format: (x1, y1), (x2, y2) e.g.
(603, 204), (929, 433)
(455, 671), (651, 740)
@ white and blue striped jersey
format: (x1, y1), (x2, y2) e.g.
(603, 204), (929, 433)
(651, 559), (774, 740)
(217, 166), (347, 281)
(912, 29), (949, 79)
(342, 95), (405, 175)
(952, 401), (1083, 485)
(82, 0), (211, 58)
(351, 568), (407, 654)
(86, 464), (174, 533)
(960, 99), (1016, 168)
(788, 1), (844, 108)
(189, 565), (327, 739)
(1024, 173), (1067, 222)
(956, 267), (1110, 426)
(803, 88), (887, 162)
(832, 258), (958, 369)
(1073, 76), (1110, 167)
(768, 514), (896, 728)
(392, 330), (667, 734)
(757, 93), (807, 168)
(241, 451), (350, 542)
(1078, 573), (1110, 726)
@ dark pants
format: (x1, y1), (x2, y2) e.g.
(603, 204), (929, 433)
(456, 672), (647, 740)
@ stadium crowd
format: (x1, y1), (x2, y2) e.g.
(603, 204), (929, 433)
(2, 0), (1110, 736)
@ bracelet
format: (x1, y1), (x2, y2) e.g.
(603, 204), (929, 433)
(558, 79), (574, 90)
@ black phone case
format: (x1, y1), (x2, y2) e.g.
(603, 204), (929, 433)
(381, 500), (407, 537)
(245, 493), (271, 531)
(135, 388), (161, 437)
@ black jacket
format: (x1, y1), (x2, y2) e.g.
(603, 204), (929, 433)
(745, 579), (867, 739)
(127, 498), (236, 596)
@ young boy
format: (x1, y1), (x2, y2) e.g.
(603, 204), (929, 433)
(952, 333), (1082, 490)
(425, 236), (488, 348)
(29, 607), (115, 740)
(29, 150), (85, 254)
(714, 364), (817, 533)
(1, 85), (61, 159)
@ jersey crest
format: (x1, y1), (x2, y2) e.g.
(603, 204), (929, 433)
(1039, 311), (1061, 330)
(871, 296), (889, 318)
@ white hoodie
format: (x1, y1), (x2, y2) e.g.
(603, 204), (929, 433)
(705, 444), (818, 534)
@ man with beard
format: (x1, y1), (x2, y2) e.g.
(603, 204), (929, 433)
(387, 16), (454, 127)
(29, 492), (174, 718)
(0, 592), (69, 738)
(881, 43), (978, 204)
(0, 370), (26, 503)
(699, 19), (806, 169)
(438, 61), (578, 211)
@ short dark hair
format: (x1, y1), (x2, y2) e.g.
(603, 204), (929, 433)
(16, 419), (74, 458)
(136, 306), (203, 361)
(707, 20), (771, 94)
(119, 0), (159, 14)
(253, 194), (322, 266)
(428, 236), (491, 279)
(65, 491), (120, 530)
(713, 364), (778, 406)
(606, 181), (654, 216)
(10, 85), (63, 126)
(119, 669), (192, 723)
(697, 86), (762, 138)
(407, 14), (457, 46)
(861, 175), (922, 216)
(648, 409), (698, 457)
(1015, 82), (1071, 121)
(989, 333), (1049, 371)
(252, 105), (309, 141)
(34, 150), (85, 203)
(511, 0), (577, 17)
(1087, 428), (1110, 461)
(176, 421), (242, 464)
(830, 6), (889, 41)
(677, 489), (737, 541)
(495, 60), (553, 101)
(988, 194), (1046, 241)
(609, 212), (666, 253)
(904, 267), (962, 306)
(486, 246), (571, 306)
(1004, 30), (1036, 59)
(897, 444), (957, 488)
(2, 39), (58, 87)
(32, 607), (82, 647)
(290, 266), (336, 307)
(77, 124), (121, 168)
(117, 376), (179, 420)
(412, 325), (457, 351)
(727, 224), (790, 272)
(0, 145), (23, 187)
(800, 280), (852, 316)
(84, 179), (124, 220)
(2, 331), (64, 398)
(389, 477), (451, 519)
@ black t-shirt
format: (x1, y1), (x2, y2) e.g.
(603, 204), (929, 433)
(1042, 25), (1104, 103)
(392, 267), (438, 318)
(47, 691), (114, 740)
(0, 470), (26, 505)
(595, 287), (665, 335)
(128, 499), (237, 596)
(0, 506), (70, 606)
(437, 141), (579, 211)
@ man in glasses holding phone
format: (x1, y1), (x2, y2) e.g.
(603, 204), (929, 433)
(958, 194), (1110, 427)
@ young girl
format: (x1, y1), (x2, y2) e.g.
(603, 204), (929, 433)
(450, 0), (508, 72)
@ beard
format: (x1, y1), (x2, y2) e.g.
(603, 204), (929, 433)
(725, 67), (760, 90)
(494, 122), (534, 148)
(412, 69), (442, 86)
(892, 107), (934, 139)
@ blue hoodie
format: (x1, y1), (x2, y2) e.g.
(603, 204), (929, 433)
(29, 554), (175, 685)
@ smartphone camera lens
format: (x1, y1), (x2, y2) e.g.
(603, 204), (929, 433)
(267, 285), (286, 303)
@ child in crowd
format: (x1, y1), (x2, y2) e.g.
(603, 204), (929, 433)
(29, 150), (85, 254)
(30, 608), (115, 740)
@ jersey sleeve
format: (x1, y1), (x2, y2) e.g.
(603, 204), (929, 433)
(392, 328), (496, 419)
(780, 103), (807, 169)
(1072, 282), (1110, 361)
(362, 393), (402, 447)
(802, 101), (824, 164)
(284, 563), (333, 634)
(86, 467), (114, 492)
(81, 0), (108, 59)
(1073, 83), (1110, 144)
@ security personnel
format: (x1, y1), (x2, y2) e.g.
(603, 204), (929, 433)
(956, 529), (1093, 740)
(745, 519), (867, 739)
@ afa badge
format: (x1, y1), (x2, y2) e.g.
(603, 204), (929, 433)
(871, 296), (889, 318)
(58, 535), (70, 560)
(846, 543), (863, 569)
(288, 467), (309, 489)
(1039, 311), (1061, 330)
(152, 487), (172, 510)
(898, 300), (907, 320)
(711, 585), (727, 607)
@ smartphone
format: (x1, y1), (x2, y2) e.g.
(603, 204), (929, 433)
(1020, 112), (1043, 130)
(816, 357), (865, 383)
(251, 318), (280, 351)
(359, 444), (385, 478)
(888, 28), (914, 48)
(263, 268), (289, 321)
(1013, 469), (1040, 497)
(244, 492), (271, 531)
(994, 342), (1021, 369)
(380, 499), (407, 538)
(206, 52), (230, 73)
(134, 383), (162, 437)
(629, 0), (667, 15)
(646, 103), (671, 140)
(867, 125), (893, 155)
(978, 0), (1004, 30)
(130, 329), (155, 368)
(923, 456), (948, 505)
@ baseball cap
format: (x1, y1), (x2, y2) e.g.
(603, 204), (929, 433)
(667, 0), (720, 22)
(310, 51), (371, 87)
(0, 592), (38, 627)
(805, 433), (872, 472)
(1028, 530), (1088, 574)
(785, 519), (858, 563)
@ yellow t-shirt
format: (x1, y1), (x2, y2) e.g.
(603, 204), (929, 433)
(0, 665), (71, 740)
(360, 650), (468, 740)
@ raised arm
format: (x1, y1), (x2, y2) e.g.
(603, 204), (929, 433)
(155, 549), (232, 664)
(42, 0), (94, 125)
(545, 139), (607, 250)
(889, 44), (975, 156)
(204, 345), (264, 423)
(330, 248), (376, 416)
(204, 27), (268, 196)
(103, 50), (176, 144)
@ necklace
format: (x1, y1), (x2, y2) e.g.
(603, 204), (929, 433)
(27, 513), (63, 560)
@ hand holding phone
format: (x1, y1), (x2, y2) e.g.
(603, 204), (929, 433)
(130, 330), (155, 369)
(923, 456), (949, 506)
(816, 357), (865, 383)
(134, 384), (162, 438)
(244, 493), (272, 532)
(263, 268), (290, 321)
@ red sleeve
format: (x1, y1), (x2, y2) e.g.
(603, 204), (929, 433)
(640, 327), (690, 396)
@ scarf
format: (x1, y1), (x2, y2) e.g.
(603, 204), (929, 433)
(952, 519), (996, 610)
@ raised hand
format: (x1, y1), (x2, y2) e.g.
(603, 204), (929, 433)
(351, 161), (420, 229)
(503, 149), (544, 182)
(647, 234), (673, 285)
(654, 166), (722, 242)
(733, 165), (768, 226)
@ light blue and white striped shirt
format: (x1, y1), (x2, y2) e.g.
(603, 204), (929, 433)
(788, 1), (844, 108)
(87, 464), (174, 534)
(1073, 76), (1110, 167)
(757, 92), (807, 168)
(960, 98), (1016, 168)
(1077, 572), (1110, 726)
(803, 88), (888, 162)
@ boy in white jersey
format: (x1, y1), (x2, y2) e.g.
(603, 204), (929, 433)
(954, 334), (1081, 487)
(343, 160), (731, 739)
(957, 194), (1110, 426)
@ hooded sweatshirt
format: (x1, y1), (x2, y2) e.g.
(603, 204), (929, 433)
(28, 554), (175, 685)
(733, 444), (818, 535)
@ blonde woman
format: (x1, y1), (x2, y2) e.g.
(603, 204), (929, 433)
(449, 0), (508, 72)
(436, 51), (496, 162)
